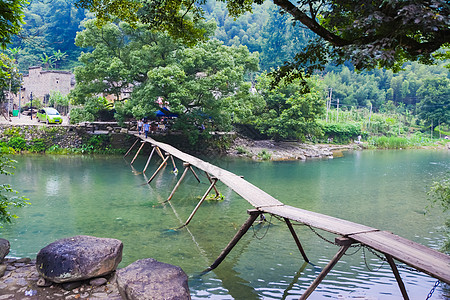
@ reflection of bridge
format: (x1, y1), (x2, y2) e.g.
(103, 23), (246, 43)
(125, 134), (450, 299)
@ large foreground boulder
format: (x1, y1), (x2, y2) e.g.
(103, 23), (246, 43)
(0, 239), (10, 262)
(36, 235), (123, 283)
(116, 258), (190, 300)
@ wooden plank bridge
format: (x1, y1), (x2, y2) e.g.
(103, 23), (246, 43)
(125, 134), (450, 299)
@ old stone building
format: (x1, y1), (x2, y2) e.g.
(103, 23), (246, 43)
(19, 66), (75, 104)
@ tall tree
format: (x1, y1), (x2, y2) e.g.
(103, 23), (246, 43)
(416, 77), (450, 130)
(251, 73), (325, 140)
(71, 20), (259, 142)
(0, 53), (21, 102)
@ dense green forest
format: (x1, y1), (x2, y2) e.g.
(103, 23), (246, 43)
(1, 0), (449, 144)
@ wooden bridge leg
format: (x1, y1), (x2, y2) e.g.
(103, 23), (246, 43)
(205, 209), (262, 272)
(142, 146), (155, 174)
(179, 178), (218, 228)
(300, 239), (352, 300)
(147, 156), (169, 184)
(166, 163), (191, 202)
(155, 147), (165, 161)
(385, 254), (410, 300)
(205, 172), (220, 197)
(131, 142), (145, 165)
(170, 155), (178, 173)
(123, 139), (139, 158)
(284, 218), (309, 263)
(189, 166), (201, 183)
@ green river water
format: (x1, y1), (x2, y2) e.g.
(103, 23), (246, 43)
(0, 149), (449, 299)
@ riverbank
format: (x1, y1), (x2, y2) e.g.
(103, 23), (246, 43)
(227, 137), (363, 161)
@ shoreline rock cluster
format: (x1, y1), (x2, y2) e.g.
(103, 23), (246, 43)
(0, 236), (190, 300)
(228, 137), (360, 161)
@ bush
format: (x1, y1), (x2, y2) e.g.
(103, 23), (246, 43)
(320, 122), (362, 144)
(69, 107), (95, 124)
(368, 136), (409, 149)
(30, 138), (47, 153)
(7, 137), (28, 151)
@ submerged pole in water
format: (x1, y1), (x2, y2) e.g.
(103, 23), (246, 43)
(143, 146), (156, 174)
(166, 163), (191, 202)
(284, 218), (309, 263)
(205, 172), (220, 197)
(180, 177), (218, 228)
(124, 139), (139, 158)
(385, 254), (410, 300)
(147, 155), (169, 184)
(131, 141), (146, 165)
(300, 237), (352, 299)
(205, 209), (262, 272)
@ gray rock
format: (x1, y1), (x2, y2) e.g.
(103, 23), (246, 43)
(62, 280), (83, 290)
(116, 258), (190, 300)
(36, 235), (123, 283)
(0, 264), (6, 277)
(89, 277), (107, 286)
(0, 239), (10, 262)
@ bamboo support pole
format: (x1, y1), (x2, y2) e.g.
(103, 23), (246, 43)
(284, 218), (309, 263)
(143, 146), (156, 174)
(205, 209), (262, 272)
(189, 166), (201, 183)
(166, 163), (191, 202)
(147, 155), (169, 184)
(300, 238), (352, 299)
(179, 178), (218, 228)
(205, 172), (220, 197)
(385, 254), (410, 300)
(131, 142), (145, 165)
(123, 139), (139, 158)
(170, 155), (178, 173)
(155, 146), (165, 161)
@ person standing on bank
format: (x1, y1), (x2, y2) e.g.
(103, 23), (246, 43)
(143, 121), (150, 138)
(137, 119), (143, 135)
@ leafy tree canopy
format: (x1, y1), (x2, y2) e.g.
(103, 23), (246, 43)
(416, 77), (450, 129)
(74, 0), (450, 77)
(71, 19), (259, 142)
(251, 72), (325, 140)
(0, 53), (22, 102)
(0, 0), (27, 49)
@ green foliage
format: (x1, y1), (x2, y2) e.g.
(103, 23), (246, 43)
(69, 96), (113, 123)
(428, 176), (450, 254)
(0, 153), (29, 226)
(3, 127), (21, 137)
(0, 53), (22, 102)
(320, 122), (362, 144)
(73, 20), (259, 143)
(74, 0), (449, 77)
(257, 149), (271, 161)
(235, 145), (248, 154)
(7, 136), (27, 151)
(49, 91), (69, 107)
(251, 73), (325, 141)
(69, 107), (95, 124)
(29, 138), (47, 153)
(368, 136), (409, 149)
(8, 0), (87, 71)
(417, 77), (450, 130)
(0, 0), (27, 49)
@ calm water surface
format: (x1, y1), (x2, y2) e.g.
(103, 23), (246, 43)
(1, 149), (449, 299)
